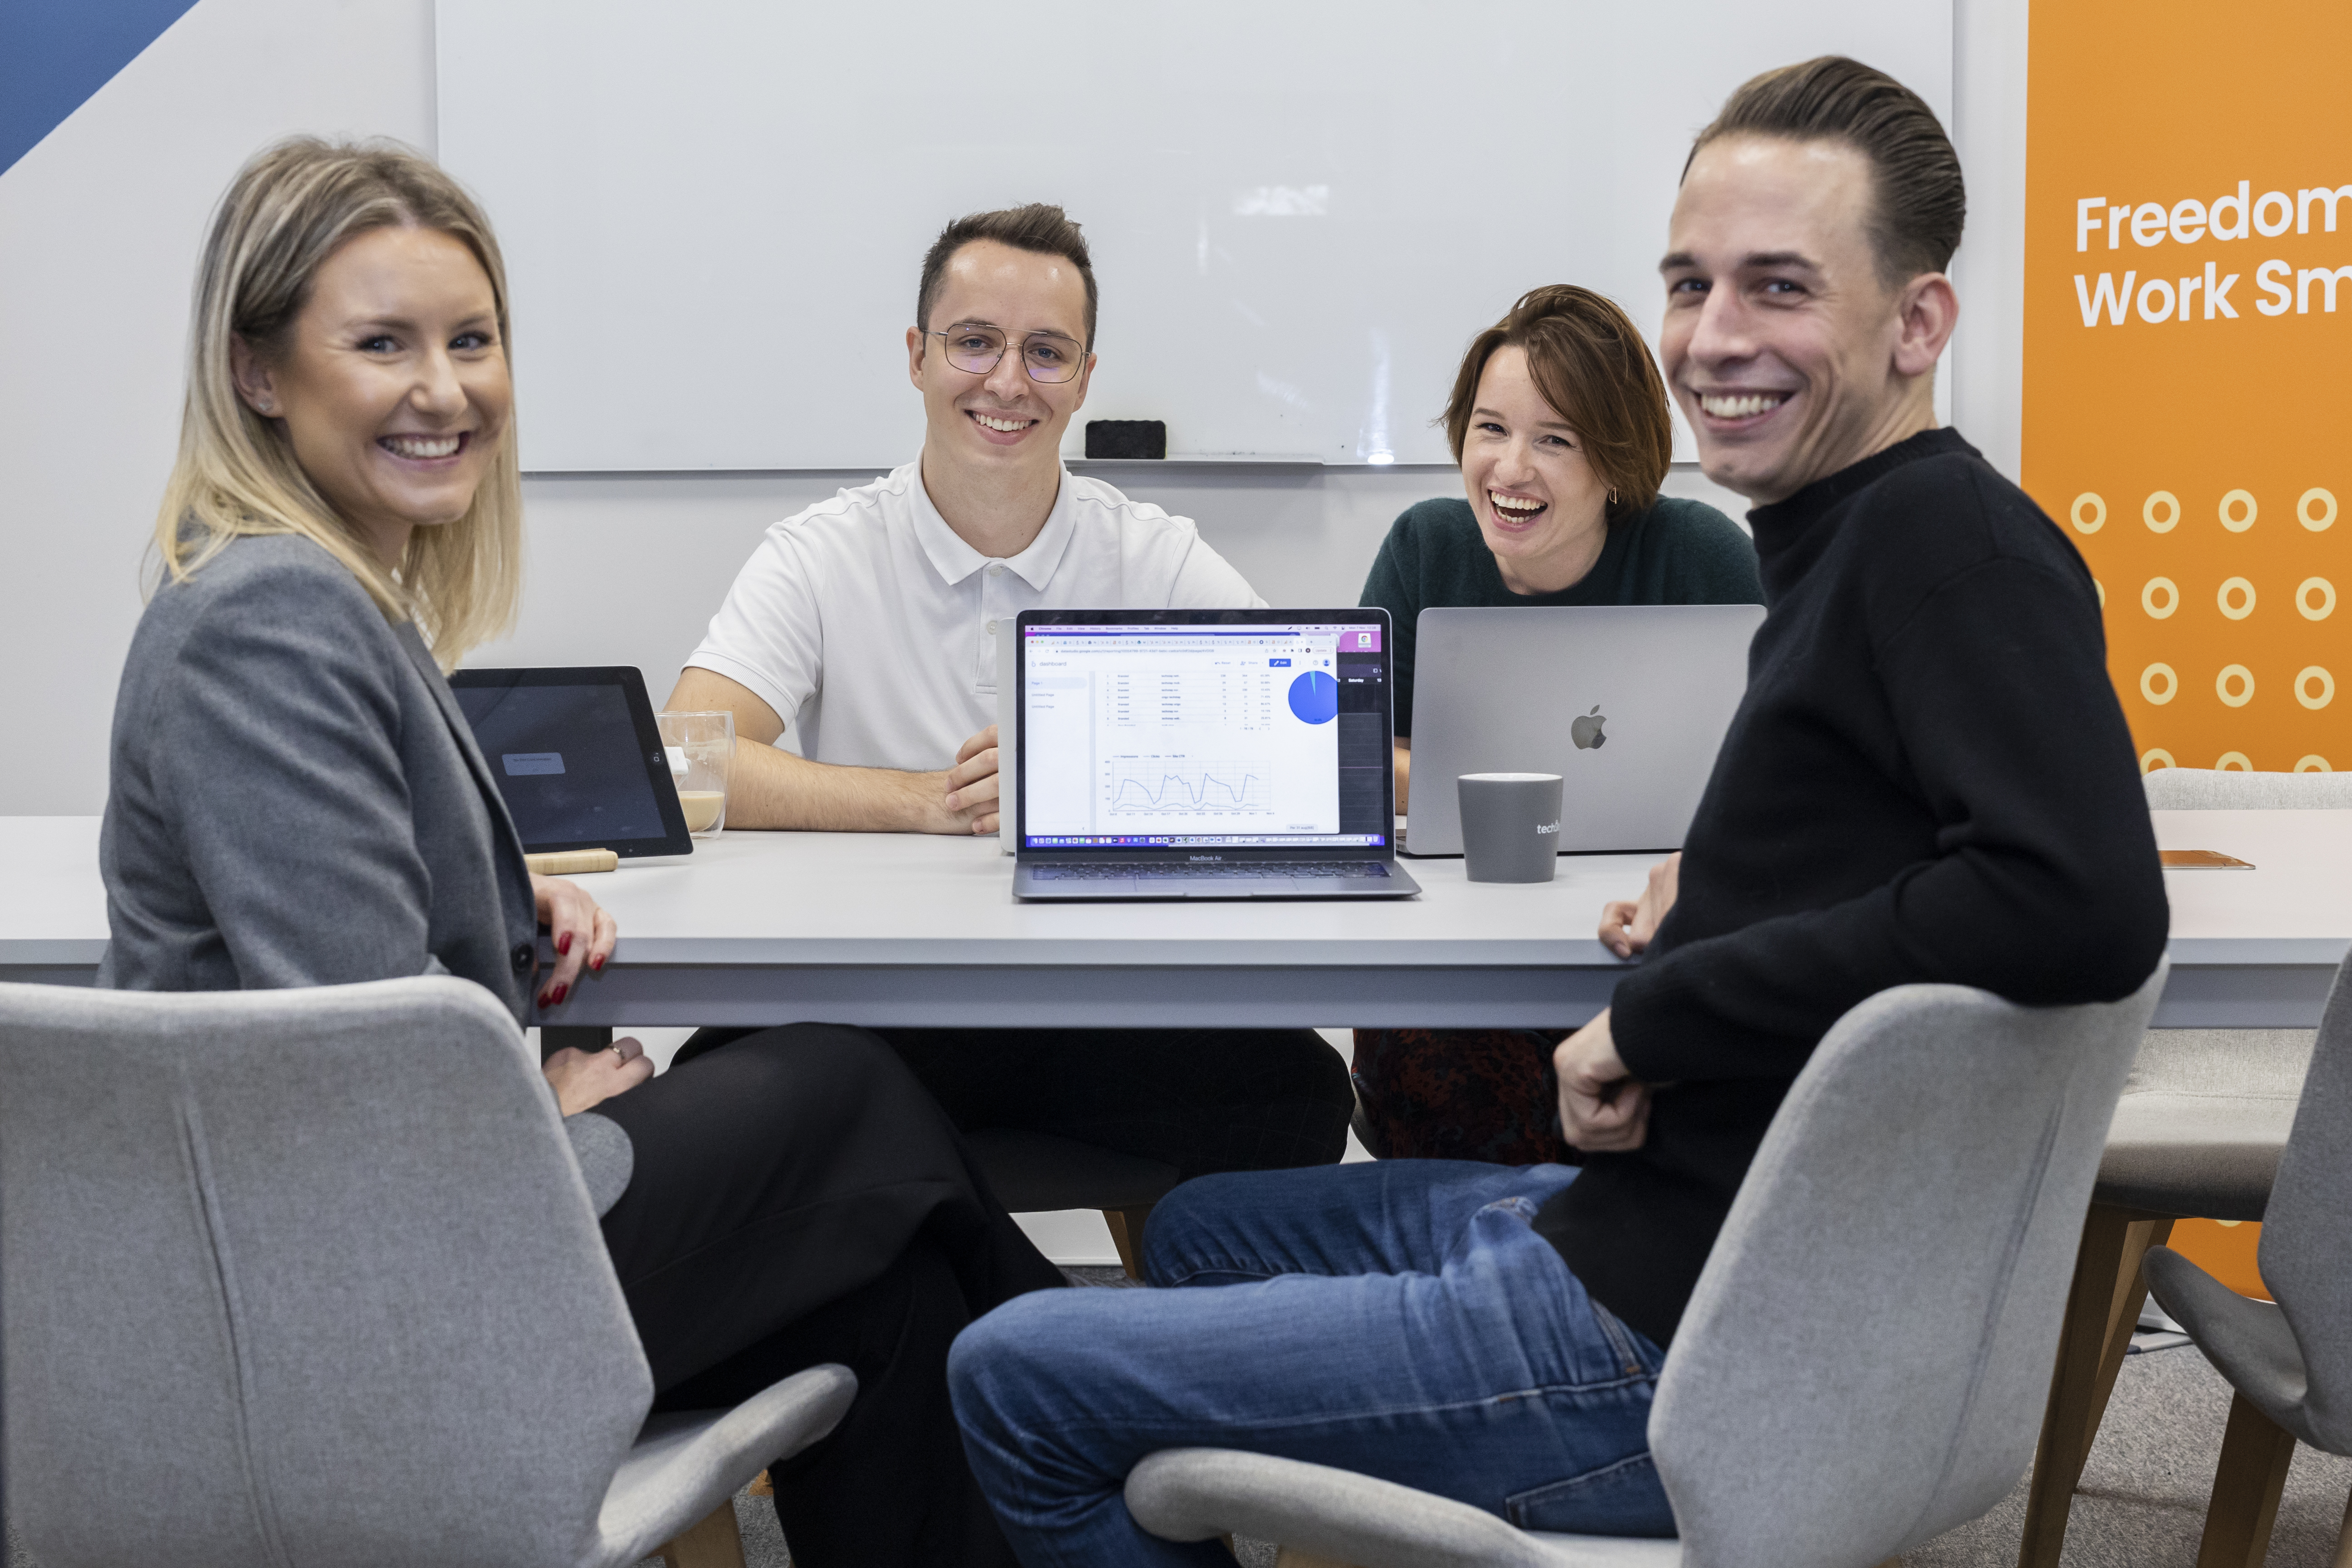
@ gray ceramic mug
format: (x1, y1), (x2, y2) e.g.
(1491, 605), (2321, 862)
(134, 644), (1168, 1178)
(1458, 772), (1564, 883)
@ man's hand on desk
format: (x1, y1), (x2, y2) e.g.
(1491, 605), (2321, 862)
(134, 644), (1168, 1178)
(666, 667), (994, 833)
(1599, 851), (1680, 959)
(1555, 1009), (1650, 1153)
(940, 724), (1001, 836)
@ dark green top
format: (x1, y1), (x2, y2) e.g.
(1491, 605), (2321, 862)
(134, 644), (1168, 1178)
(1360, 495), (1765, 736)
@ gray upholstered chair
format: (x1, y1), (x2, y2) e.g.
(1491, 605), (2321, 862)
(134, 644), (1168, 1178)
(2142, 944), (2352, 1568)
(0, 976), (854, 1568)
(966, 1128), (1180, 1279)
(2016, 766), (2352, 1567)
(1124, 964), (2167, 1568)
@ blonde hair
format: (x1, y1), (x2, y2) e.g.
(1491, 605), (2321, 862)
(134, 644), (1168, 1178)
(155, 136), (522, 665)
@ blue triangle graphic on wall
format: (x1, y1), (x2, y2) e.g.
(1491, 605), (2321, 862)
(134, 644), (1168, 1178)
(1, 0), (205, 178)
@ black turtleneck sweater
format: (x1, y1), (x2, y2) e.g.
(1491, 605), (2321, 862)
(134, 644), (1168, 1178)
(1533, 428), (2170, 1348)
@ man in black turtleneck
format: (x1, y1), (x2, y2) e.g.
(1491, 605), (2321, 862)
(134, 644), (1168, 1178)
(950, 59), (2169, 1561)
(1532, 59), (2169, 1352)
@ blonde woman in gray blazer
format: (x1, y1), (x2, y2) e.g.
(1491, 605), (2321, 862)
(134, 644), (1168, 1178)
(98, 137), (1059, 1568)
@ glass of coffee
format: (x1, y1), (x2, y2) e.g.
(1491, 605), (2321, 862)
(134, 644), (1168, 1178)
(658, 711), (735, 837)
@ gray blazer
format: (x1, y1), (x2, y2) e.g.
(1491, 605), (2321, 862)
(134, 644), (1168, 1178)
(99, 533), (632, 1206)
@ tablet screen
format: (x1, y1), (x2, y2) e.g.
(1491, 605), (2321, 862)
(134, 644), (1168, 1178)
(450, 667), (693, 856)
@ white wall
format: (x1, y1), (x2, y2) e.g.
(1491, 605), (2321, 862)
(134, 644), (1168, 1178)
(0, 0), (437, 818)
(0, 0), (2026, 816)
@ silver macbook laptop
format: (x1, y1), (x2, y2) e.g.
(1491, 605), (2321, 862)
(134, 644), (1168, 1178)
(1401, 604), (1764, 856)
(1012, 609), (1419, 900)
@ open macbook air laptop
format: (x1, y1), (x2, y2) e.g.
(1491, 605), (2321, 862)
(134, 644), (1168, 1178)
(1401, 604), (1765, 856)
(1011, 609), (1420, 900)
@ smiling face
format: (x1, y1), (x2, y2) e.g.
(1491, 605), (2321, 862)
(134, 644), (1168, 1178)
(1458, 345), (1612, 595)
(906, 238), (1095, 485)
(231, 225), (509, 567)
(1659, 135), (1947, 505)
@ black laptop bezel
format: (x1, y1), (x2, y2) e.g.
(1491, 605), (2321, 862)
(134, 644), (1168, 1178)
(447, 665), (696, 859)
(1014, 608), (1396, 862)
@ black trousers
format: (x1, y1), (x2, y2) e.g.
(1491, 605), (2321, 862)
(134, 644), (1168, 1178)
(591, 1023), (1064, 1568)
(685, 1024), (1354, 1181)
(877, 1026), (1355, 1178)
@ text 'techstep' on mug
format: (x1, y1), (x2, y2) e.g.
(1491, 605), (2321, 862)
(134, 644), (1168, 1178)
(1457, 772), (1563, 883)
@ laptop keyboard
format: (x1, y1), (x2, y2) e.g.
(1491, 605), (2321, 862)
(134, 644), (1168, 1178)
(1030, 862), (1393, 881)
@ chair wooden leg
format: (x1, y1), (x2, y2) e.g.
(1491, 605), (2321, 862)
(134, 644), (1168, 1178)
(1104, 1204), (1156, 1281)
(2016, 1204), (2175, 1568)
(1273, 1548), (1362, 1568)
(654, 1499), (747, 1568)
(2194, 1391), (2299, 1568)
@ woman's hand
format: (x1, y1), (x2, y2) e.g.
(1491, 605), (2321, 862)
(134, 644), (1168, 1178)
(532, 872), (618, 1009)
(1599, 852), (1681, 959)
(544, 1035), (653, 1116)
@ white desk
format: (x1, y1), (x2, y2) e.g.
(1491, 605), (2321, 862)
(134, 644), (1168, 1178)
(5, 812), (2346, 1029)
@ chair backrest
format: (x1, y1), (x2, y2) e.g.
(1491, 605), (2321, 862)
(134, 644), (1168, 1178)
(0, 977), (654, 1568)
(2142, 766), (2352, 809)
(1649, 962), (2166, 1568)
(2256, 950), (2352, 1450)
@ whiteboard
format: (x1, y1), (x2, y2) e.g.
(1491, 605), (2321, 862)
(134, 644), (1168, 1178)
(438, 0), (1949, 472)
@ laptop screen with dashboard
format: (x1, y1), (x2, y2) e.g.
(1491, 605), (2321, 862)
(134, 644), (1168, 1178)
(1016, 610), (1395, 856)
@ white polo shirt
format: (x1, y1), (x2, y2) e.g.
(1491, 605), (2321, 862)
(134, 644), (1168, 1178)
(686, 460), (1265, 770)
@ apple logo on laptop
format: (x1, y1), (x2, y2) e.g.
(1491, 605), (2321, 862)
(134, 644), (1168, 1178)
(1570, 705), (1608, 750)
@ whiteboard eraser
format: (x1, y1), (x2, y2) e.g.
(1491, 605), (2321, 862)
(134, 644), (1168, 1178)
(1086, 420), (1166, 459)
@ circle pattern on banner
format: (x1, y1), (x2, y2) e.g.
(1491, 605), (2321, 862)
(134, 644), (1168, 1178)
(2297, 756), (2333, 773)
(2220, 490), (2258, 532)
(2297, 667), (2335, 711)
(2300, 578), (2336, 621)
(2217, 577), (2257, 619)
(2216, 751), (2254, 771)
(2217, 665), (2255, 707)
(2140, 663), (2178, 704)
(2301, 488), (2338, 532)
(2144, 490), (2181, 532)
(2142, 577), (2179, 618)
(2140, 748), (2176, 772)
(2071, 493), (2106, 534)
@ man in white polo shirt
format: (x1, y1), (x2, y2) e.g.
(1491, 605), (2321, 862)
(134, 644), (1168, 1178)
(666, 203), (1352, 1183)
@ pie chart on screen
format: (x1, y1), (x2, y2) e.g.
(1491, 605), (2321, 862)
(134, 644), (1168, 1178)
(1287, 669), (1338, 724)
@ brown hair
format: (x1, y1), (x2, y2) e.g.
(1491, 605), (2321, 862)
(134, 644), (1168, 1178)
(155, 136), (521, 666)
(915, 203), (1098, 347)
(1688, 56), (1965, 286)
(1439, 285), (1672, 517)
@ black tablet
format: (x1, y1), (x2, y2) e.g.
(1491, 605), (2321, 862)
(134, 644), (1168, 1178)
(448, 666), (695, 858)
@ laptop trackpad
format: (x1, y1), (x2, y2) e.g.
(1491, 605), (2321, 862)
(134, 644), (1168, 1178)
(1189, 880), (1310, 897)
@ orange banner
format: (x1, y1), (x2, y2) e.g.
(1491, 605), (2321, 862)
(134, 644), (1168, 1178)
(2023, 0), (2352, 773)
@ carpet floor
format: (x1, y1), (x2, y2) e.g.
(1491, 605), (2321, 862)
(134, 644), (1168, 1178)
(10, 1291), (2343, 1567)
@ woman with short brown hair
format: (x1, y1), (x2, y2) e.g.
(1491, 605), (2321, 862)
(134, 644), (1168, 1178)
(1354, 285), (1763, 1165)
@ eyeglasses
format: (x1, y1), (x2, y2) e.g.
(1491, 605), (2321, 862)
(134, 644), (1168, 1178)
(922, 323), (1088, 384)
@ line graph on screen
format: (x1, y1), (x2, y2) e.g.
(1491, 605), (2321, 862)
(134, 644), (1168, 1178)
(1107, 760), (1272, 815)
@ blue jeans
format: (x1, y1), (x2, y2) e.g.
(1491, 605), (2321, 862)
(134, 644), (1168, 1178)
(950, 1161), (1670, 1567)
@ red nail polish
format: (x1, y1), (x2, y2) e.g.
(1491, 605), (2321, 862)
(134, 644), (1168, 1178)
(556, 932), (573, 956)
(590, 955), (605, 972)
(550, 983), (567, 1006)
(537, 992), (551, 1009)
